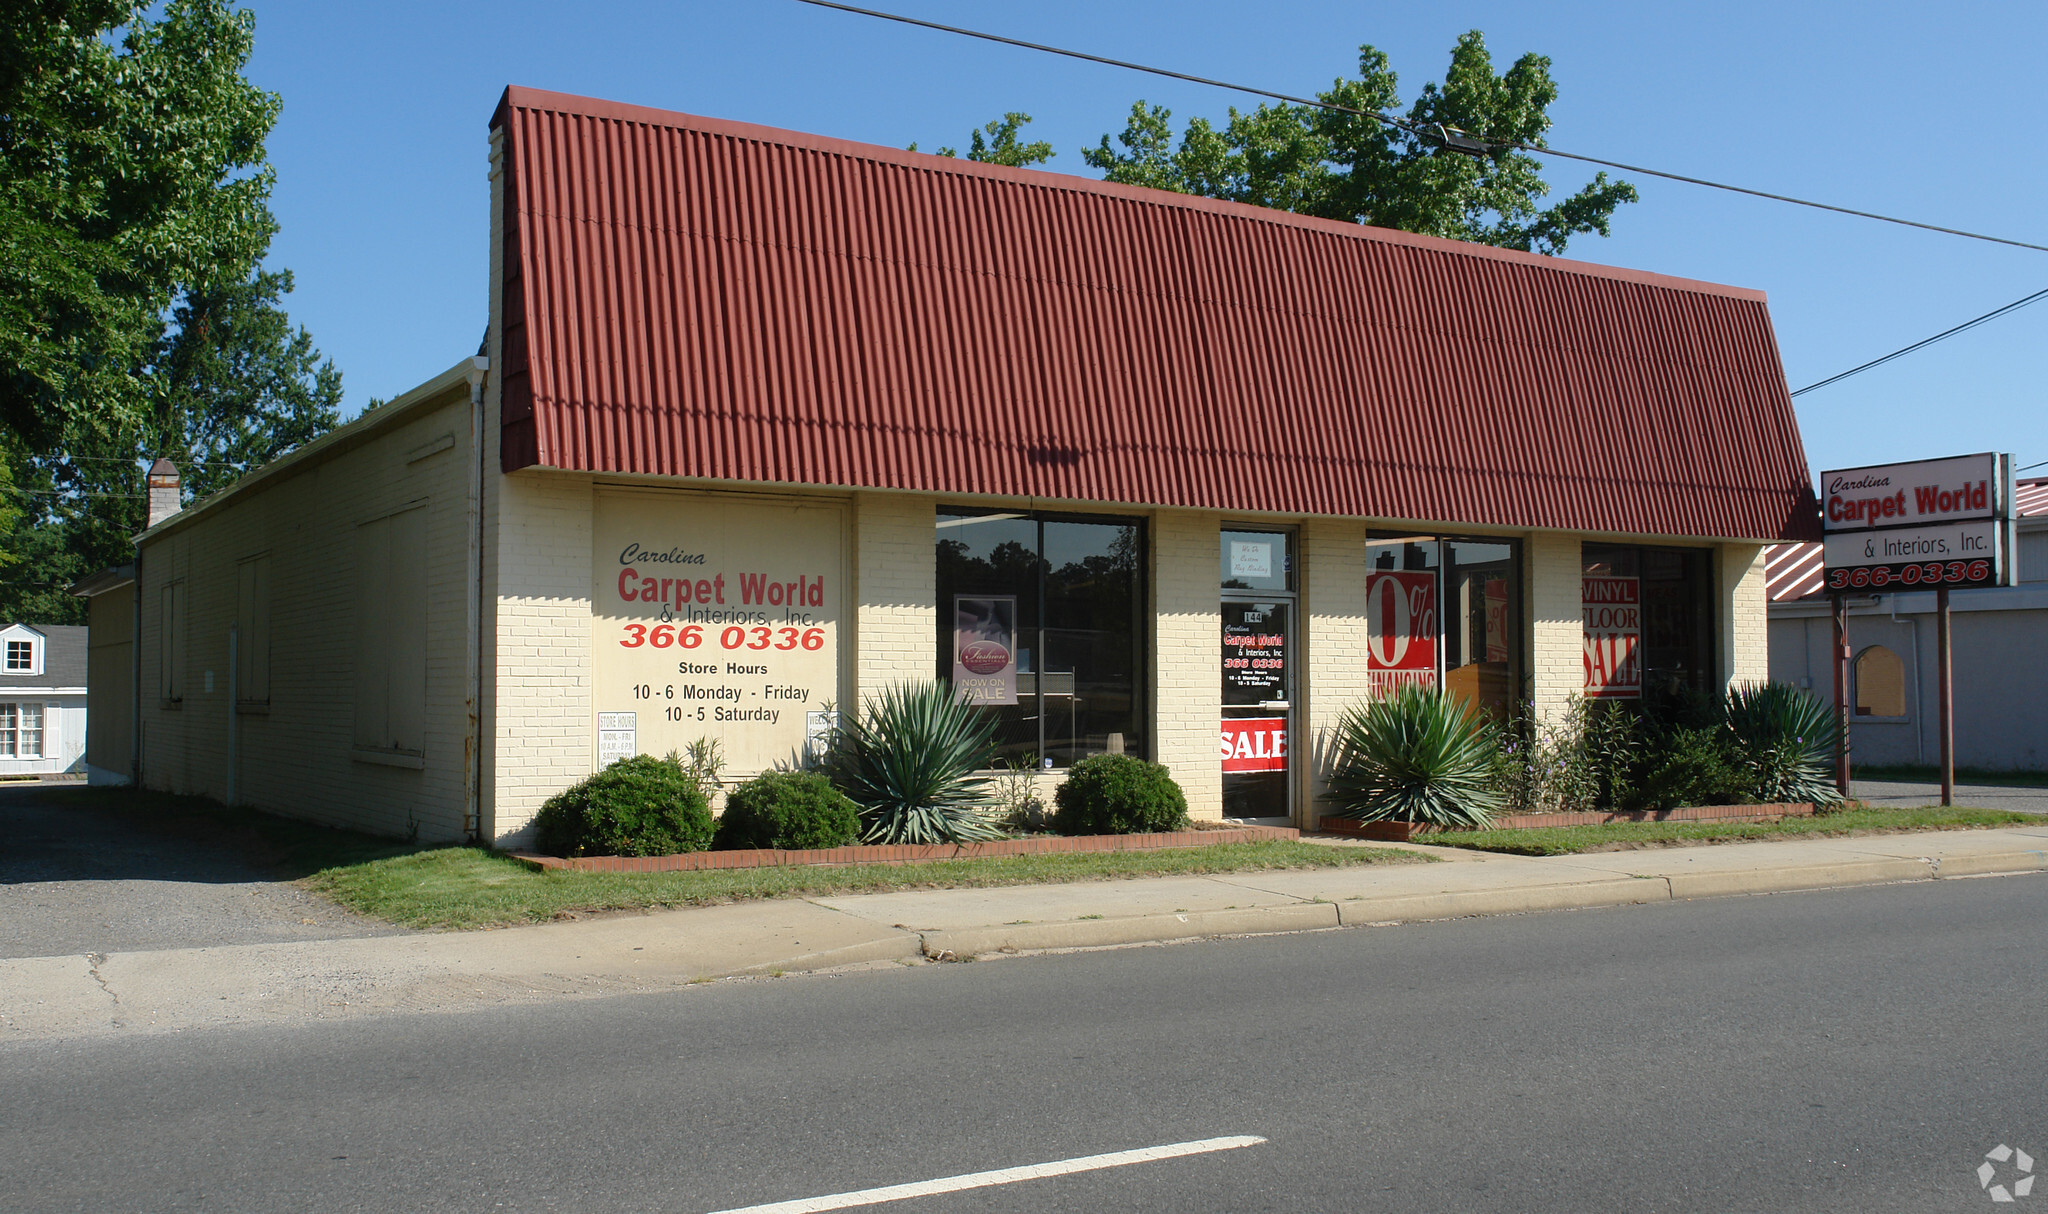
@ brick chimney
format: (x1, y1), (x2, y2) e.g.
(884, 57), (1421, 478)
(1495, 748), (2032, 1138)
(146, 458), (181, 528)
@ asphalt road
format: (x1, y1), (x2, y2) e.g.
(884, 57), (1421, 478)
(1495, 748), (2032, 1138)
(4, 874), (2044, 1213)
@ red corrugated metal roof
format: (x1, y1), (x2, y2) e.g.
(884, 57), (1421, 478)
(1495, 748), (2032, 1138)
(2017, 476), (2048, 518)
(491, 86), (1821, 542)
(1766, 542), (1826, 602)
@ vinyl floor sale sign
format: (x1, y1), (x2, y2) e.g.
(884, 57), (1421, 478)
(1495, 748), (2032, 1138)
(591, 489), (844, 774)
(1582, 576), (1641, 700)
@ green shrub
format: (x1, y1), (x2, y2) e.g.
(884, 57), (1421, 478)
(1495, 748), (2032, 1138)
(1627, 724), (1746, 811)
(1051, 755), (1189, 835)
(531, 754), (714, 857)
(1725, 681), (1843, 805)
(712, 770), (860, 851)
(1325, 685), (1502, 828)
(825, 681), (1005, 844)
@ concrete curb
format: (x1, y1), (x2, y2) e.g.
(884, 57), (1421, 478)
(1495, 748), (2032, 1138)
(925, 853), (2048, 959)
(921, 903), (1342, 958)
(732, 932), (923, 976)
(1333, 877), (1665, 925)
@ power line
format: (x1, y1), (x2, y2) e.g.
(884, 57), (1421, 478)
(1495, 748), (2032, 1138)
(795, 0), (2048, 255)
(1789, 285), (2048, 397)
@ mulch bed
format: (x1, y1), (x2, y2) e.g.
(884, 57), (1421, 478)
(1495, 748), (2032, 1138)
(1318, 803), (1818, 842)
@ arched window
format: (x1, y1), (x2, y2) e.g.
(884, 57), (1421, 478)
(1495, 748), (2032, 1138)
(1854, 645), (1907, 717)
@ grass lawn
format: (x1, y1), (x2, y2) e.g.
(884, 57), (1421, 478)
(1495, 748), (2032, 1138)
(30, 785), (1431, 931)
(1851, 764), (2048, 789)
(309, 841), (1433, 930)
(1427, 805), (2041, 856)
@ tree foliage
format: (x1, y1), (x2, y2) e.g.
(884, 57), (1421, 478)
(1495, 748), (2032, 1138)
(912, 112), (1054, 168)
(0, 1), (342, 625)
(932, 32), (1636, 255)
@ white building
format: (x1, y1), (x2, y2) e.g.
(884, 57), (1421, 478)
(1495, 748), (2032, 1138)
(0, 624), (88, 778)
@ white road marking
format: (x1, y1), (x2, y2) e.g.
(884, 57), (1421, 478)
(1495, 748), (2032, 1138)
(701, 1134), (1267, 1214)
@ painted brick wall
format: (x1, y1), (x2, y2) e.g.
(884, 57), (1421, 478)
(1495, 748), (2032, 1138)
(852, 492), (936, 695)
(1528, 531), (1584, 720)
(1301, 517), (1372, 825)
(483, 470), (594, 844)
(134, 378), (475, 841)
(1152, 509), (1221, 818)
(1721, 542), (1769, 687)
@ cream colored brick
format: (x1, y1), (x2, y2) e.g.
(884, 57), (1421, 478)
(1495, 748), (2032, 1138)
(1151, 509), (1221, 819)
(1300, 517), (1372, 827)
(1528, 531), (1583, 722)
(1721, 542), (1768, 688)
(851, 492), (937, 695)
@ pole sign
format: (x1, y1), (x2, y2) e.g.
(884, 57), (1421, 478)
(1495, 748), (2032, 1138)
(1819, 453), (2016, 591)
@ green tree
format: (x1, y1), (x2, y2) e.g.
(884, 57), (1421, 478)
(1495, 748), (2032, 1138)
(0, 266), (340, 625)
(1, 0), (283, 447)
(912, 112), (1055, 168)
(928, 33), (1634, 255)
(0, 1), (342, 624)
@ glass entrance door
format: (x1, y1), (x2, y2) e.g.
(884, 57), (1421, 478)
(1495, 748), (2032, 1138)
(1221, 598), (1292, 820)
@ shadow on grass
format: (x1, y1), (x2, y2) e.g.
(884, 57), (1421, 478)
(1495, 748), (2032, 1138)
(6, 784), (435, 885)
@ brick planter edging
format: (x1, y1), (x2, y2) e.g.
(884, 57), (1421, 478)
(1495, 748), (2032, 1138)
(1318, 803), (1817, 841)
(511, 824), (1301, 874)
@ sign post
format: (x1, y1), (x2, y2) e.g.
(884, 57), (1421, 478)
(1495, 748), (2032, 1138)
(1818, 453), (2016, 806)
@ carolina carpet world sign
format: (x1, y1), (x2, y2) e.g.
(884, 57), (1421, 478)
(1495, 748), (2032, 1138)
(1820, 453), (2017, 591)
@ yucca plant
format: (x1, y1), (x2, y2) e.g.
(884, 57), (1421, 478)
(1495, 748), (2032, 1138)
(1325, 685), (1503, 828)
(824, 681), (1006, 844)
(1724, 681), (1843, 805)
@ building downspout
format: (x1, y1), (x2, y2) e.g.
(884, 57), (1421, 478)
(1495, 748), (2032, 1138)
(464, 356), (489, 843)
(226, 624), (238, 806)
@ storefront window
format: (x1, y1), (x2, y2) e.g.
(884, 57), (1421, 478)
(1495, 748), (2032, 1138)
(1581, 543), (1714, 700)
(937, 511), (1145, 768)
(1366, 534), (1524, 718)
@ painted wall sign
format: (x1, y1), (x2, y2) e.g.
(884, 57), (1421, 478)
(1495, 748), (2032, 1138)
(1820, 453), (2006, 532)
(592, 490), (843, 775)
(1220, 717), (1288, 773)
(952, 595), (1018, 705)
(1582, 576), (1642, 699)
(1366, 570), (1437, 694)
(1822, 521), (2005, 591)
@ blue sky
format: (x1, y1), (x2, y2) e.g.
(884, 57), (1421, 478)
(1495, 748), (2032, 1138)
(245, 0), (2047, 482)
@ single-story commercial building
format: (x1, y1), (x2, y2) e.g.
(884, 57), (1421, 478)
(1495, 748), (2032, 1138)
(1765, 477), (2048, 770)
(78, 87), (1820, 844)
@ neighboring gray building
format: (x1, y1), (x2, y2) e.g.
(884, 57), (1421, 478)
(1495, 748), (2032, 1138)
(0, 623), (89, 777)
(1766, 476), (2048, 771)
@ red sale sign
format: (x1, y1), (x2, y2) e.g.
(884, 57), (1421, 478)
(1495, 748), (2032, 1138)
(1220, 718), (1288, 773)
(1366, 570), (1437, 694)
(1582, 576), (1641, 699)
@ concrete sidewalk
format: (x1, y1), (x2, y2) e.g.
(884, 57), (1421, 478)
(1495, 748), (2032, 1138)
(6, 823), (2047, 1043)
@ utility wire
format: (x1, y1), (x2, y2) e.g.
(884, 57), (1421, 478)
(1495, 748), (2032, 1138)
(795, 0), (2048, 255)
(1789, 285), (2048, 397)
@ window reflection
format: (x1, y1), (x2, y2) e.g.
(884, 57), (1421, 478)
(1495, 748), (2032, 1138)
(937, 511), (1145, 768)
